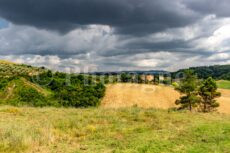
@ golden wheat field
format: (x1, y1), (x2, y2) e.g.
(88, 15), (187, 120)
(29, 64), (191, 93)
(101, 83), (230, 114)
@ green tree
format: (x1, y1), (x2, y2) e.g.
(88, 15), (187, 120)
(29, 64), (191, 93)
(120, 73), (132, 82)
(175, 70), (200, 111)
(198, 77), (221, 112)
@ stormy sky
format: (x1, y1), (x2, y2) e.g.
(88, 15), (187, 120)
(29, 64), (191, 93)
(0, 0), (230, 72)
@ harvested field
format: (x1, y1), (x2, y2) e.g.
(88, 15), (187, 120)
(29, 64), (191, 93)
(218, 89), (230, 114)
(102, 83), (230, 114)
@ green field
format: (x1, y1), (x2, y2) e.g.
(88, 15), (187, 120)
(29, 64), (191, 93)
(217, 80), (230, 89)
(0, 106), (230, 153)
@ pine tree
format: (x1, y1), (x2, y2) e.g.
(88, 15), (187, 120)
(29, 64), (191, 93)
(175, 70), (200, 111)
(199, 77), (221, 112)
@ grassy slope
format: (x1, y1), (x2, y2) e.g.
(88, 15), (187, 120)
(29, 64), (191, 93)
(0, 78), (51, 101)
(217, 80), (230, 89)
(0, 61), (52, 104)
(0, 106), (230, 153)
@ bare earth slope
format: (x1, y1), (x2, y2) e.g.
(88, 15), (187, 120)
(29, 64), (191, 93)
(102, 83), (230, 114)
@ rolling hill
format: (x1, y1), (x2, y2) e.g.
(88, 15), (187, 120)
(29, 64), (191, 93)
(0, 60), (230, 152)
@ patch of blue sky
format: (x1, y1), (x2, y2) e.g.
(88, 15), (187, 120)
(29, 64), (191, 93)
(0, 18), (9, 29)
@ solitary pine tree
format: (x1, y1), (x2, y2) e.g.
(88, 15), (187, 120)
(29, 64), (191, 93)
(175, 70), (200, 111)
(199, 77), (221, 112)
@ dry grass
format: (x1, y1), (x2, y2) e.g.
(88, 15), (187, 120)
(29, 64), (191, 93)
(217, 89), (230, 114)
(101, 83), (230, 114)
(102, 83), (180, 109)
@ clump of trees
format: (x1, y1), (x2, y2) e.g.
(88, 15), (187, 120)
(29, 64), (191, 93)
(33, 71), (106, 107)
(174, 70), (221, 112)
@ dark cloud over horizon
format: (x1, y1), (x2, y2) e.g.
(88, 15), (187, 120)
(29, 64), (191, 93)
(0, 0), (230, 71)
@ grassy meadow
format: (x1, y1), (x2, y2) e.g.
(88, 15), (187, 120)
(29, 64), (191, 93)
(0, 106), (230, 153)
(217, 80), (230, 89)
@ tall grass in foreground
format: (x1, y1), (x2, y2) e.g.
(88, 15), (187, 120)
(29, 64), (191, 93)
(0, 106), (230, 153)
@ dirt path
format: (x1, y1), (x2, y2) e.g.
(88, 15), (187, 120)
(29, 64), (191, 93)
(5, 83), (15, 100)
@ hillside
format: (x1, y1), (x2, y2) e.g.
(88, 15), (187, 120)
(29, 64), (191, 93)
(0, 60), (105, 107)
(0, 60), (45, 77)
(0, 78), (52, 106)
(0, 106), (230, 153)
(102, 83), (230, 114)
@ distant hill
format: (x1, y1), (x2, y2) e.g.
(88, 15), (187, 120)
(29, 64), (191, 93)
(89, 64), (230, 82)
(173, 65), (230, 80)
(88, 70), (168, 75)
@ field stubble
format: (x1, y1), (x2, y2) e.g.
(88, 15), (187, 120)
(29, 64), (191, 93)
(102, 83), (230, 114)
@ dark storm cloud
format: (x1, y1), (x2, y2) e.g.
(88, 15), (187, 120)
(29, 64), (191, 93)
(0, 0), (201, 35)
(186, 0), (230, 17)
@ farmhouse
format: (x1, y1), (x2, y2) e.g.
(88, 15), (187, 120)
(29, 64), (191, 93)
(140, 74), (155, 82)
